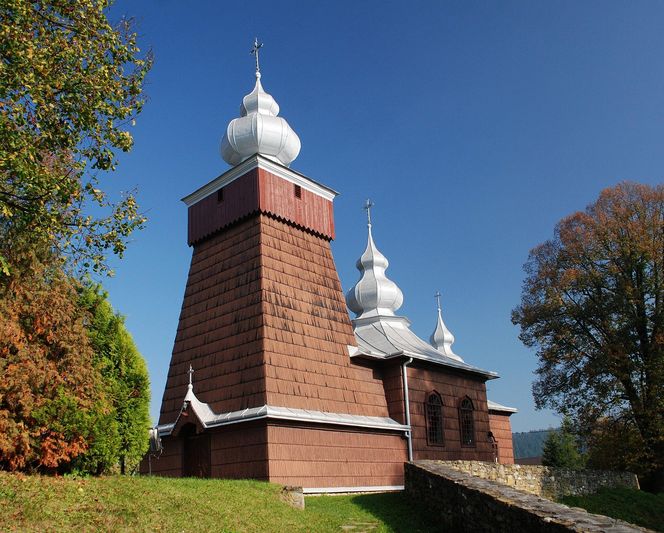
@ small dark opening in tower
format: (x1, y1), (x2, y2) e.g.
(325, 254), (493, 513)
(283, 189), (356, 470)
(294, 184), (302, 199)
(217, 188), (224, 202)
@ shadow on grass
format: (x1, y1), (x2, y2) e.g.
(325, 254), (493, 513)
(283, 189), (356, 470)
(560, 488), (664, 533)
(350, 492), (444, 533)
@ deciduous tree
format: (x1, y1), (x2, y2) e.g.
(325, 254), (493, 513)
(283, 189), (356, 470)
(512, 182), (664, 490)
(0, 0), (151, 276)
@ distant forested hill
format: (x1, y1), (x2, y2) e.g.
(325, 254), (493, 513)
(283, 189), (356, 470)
(512, 428), (558, 458)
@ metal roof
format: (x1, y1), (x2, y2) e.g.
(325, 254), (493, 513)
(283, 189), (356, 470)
(157, 387), (410, 437)
(352, 315), (498, 379)
(346, 218), (498, 380)
(487, 400), (518, 413)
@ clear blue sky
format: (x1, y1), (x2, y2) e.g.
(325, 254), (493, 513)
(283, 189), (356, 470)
(103, 1), (664, 432)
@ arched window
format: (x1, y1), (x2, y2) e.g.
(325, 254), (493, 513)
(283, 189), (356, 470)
(425, 392), (444, 446)
(459, 397), (475, 446)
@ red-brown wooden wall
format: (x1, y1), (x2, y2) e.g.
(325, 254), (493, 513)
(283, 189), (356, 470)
(489, 412), (515, 464)
(405, 363), (495, 462)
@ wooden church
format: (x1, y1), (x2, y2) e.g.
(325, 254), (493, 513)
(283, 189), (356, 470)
(143, 48), (516, 492)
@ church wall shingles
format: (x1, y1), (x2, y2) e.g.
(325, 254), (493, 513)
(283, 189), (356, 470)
(257, 169), (335, 240)
(407, 365), (494, 461)
(147, 436), (183, 477)
(489, 413), (515, 464)
(158, 216), (267, 424)
(159, 208), (396, 428)
(382, 362), (406, 424)
(187, 167), (335, 246)
(266, 424), (406, 487)
(187, 168), (260, 246)
(210, 423), (269, 480)
(259, 215), (391, 417)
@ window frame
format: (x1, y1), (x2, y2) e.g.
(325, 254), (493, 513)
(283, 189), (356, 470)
(425, 391), (445, 447)
(458, 396), (476, 447)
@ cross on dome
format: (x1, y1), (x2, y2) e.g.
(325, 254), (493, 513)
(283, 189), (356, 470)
(251, 37), (263, 76)
(363, 199), (374, 226)
(220, 39), (301, 167)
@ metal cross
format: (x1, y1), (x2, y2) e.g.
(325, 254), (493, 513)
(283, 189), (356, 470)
(363, 199), (374, 225)
(188, 364), (194, 386)
(250, 37), (263, 73)
(434, 291), (442, 312)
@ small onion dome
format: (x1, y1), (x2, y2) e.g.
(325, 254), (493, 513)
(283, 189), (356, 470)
(346, 224), (404, 318)
(430, 302), (464, 362)
(221, 72), (301, 167)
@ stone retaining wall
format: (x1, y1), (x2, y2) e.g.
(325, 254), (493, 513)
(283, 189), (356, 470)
(406, 461), (650, 532)
(437, 460), (639, 499)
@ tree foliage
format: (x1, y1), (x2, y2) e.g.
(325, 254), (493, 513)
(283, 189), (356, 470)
(0, 259), (102, 471)
(76, 284), (150, 475)
(541, 418), (585, 469)
(584, 417), (647, 477)
(0, 261), (150, 474)
(513, 182), (664, 488)
(0, 0), (151, 475)
(0, 0), (151, 275)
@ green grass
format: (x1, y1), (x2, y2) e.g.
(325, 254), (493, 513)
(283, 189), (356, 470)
(0, 473), (442, 532)
(560, 487), (664, 532)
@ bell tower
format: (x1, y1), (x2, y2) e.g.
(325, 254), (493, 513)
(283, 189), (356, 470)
(152, 45), (409, 489)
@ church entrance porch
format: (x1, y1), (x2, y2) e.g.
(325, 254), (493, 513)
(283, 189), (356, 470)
(181, 424), (211, 478)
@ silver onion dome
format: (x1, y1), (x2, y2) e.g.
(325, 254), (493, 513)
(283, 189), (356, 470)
(429, 294), (463, 362)
(221, 71), (301, 167)
(346, 221), (404, 319)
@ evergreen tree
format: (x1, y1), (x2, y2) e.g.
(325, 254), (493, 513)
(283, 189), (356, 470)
(541, 418), (585, 469)
(76, 284), (150, 474)
(0, 259), (105, 471)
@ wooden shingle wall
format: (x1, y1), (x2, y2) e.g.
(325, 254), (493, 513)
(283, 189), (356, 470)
(159, 216), (267, 424)
(407, 364), (494, 462)
(210, 422), (269, 479)
(160, 211), (394, 425)
(187, 168), (260, 245)
(259, 215), (391, 417)
(489, 412), (515, 464)
(187, 167), (335, 246)
(266, 423), (407, 488)
(257, 169), (335, 240)
(381, 362), (406, 424)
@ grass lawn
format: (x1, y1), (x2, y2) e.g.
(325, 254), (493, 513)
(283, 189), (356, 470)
(560, 487), (664, 532)
(0, 473), (442, 532)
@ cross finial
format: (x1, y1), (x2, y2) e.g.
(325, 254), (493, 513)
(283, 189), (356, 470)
(188, 364), (194, 386)
(251, 37), (263, 76)
(363, 199), (374, 226)
(434, 291), (442, 312)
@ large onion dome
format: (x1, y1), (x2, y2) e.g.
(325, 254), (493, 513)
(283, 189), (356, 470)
(221, 71), (301, 167)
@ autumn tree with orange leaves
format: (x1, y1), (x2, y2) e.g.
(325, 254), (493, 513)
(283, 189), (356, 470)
(0, 259), (107, 471)
(513, 182), (664, 491)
